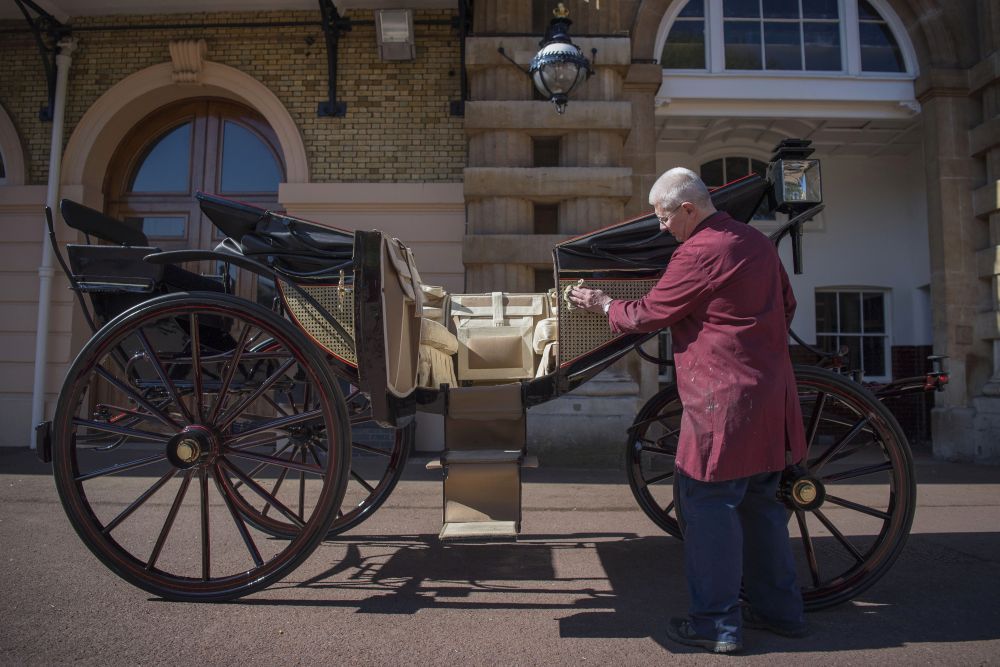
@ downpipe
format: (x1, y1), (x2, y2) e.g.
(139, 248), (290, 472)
(30, 37), (76, 449)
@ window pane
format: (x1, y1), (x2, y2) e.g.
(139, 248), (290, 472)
(858, 0), (880, 20)
(862, 292), (886, 333)
(841, 335), (862, 371)
(700, 159), (725, 187)
(256, 275), (276, 308)
(532, 136), (560, 167)
(221, 121), (282, 193)
(662, 19), (707, 68)
(725, 21), (763, 69)
(863, 335), (887, 376)
(815, 292), (837, 332)
(802, 0), (838, 19)
(724, 0), (760, 18)
(130, 123), (191, 193)
(804, 21), (842, 70)
(816, 334), (838, 354)
(764, 21), (802, 69)
(124, 216), (187, 239)
(763, 0), (798, 19)
(750, 159), (768, 176)
(725, 156), (750, 180)
(860, 22), (905, 72)
(839, 292), (861, 333)
(678, 0), (705, 18)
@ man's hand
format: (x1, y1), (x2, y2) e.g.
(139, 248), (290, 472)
(569, 286), (612, 314)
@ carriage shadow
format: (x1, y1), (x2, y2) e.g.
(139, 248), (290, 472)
(231, 529), (1000, 654)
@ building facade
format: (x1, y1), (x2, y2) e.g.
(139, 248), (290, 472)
(0, 0), (997, 463)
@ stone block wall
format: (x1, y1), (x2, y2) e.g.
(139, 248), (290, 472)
(0, 9), (464, 186)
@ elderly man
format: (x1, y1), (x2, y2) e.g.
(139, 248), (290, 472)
(569, 168), (808, 654)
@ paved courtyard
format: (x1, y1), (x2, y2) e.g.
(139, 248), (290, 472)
(1, 448), (998, 665)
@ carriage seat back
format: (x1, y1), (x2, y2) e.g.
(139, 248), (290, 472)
(450, 292), (551, 382)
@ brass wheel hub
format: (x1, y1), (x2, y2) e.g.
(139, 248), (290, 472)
(786, 474), (825, 511)
(166, 426), (217, 469)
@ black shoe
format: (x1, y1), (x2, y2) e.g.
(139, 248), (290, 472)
(665, 617), (743, 654)
(742, 607), (810, 638)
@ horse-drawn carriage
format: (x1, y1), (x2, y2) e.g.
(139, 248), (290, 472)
(36, 141), (945, 607)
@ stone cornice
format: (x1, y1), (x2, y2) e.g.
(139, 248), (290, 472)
(463, 167), (632, 199)
(466, 36), (631, 68)
(914, 67), (970, 102)
(464, 101), (631, 133)
(970, 51), (1000, 95)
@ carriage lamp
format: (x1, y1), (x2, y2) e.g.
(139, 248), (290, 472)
(768, 139), (823, 211)
(528, 5), (593, 114)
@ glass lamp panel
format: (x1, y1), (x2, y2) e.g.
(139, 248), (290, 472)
(804, 22), (842, 70)
(778, 159), (822, 204)
(860, 22), (905, 72)
(540, 61), (582, 95)
(764, 21), (802, 69)
(221, 121), (282, 193)
(661, 19), (707, 69)
(724, 21), (763, 69)
(129, 122), (191, 193)
(839, 292), (861, 333)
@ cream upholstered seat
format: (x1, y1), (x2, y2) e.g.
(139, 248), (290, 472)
(418, 318), (459, 389)
(450, 292), (551, 382)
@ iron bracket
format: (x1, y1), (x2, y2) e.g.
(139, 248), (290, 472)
(316, 0), (352, 117)
(14, 0), (70, 121)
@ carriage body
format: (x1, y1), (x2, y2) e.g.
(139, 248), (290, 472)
(42, 145), (938, 608)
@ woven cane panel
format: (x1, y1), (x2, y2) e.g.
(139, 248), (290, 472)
(558, 279), (658, 363)
(282, 284), (357, 365)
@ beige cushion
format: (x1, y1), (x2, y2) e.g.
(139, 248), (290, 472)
(535, 341), (558, 378)
(532, 317), (558, 354)
(418, 344), (458, 389)
(420, 318), (458, 355)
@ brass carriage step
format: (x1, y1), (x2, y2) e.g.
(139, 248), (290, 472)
(439, 520), (518, 541)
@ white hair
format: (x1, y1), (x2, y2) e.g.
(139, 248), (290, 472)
(648, 167), (712, 211)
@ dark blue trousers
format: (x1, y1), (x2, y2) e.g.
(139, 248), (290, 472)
(676, 470), (804, 643)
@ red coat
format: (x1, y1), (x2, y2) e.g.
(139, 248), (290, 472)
(608, 211), (806, 482)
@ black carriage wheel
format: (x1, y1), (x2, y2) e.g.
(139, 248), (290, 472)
(232, 384), (412, 539)
(626, 364), (916, 610)
(52, 292), (350, 602)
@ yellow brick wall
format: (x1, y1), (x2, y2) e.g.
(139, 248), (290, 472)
(0, 10), (465, 185)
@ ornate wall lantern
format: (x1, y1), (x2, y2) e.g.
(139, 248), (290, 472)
(528, 5), (593, 114)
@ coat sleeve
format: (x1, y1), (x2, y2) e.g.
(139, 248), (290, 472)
(607, 248), (713, 335)
(779, 261), (796, 328)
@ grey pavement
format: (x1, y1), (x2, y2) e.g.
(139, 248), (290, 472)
(1, 448), (998, 666)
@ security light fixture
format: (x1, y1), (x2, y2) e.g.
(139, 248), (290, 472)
(528, 5), (593, 114)
(376, 9), (415, 61)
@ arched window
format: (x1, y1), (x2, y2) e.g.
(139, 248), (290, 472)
(107, 98), (284, 303)
(659, 0), (911, 75)
(700, 156), (774, 220)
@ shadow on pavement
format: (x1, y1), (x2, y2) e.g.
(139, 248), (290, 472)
(224, 529), (1000, 655)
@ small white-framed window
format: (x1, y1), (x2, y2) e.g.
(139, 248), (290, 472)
(815, 288), (891, 380)
(658, 0), (913, 76)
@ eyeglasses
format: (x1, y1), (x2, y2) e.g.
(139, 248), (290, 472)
(656, 202), (685, 225)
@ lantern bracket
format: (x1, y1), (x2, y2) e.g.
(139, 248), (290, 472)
(316, 0), (352, 117)
(13, 0), (70, 122)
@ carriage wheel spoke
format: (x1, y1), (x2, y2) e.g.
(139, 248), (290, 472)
(94, 366), (179, 431)
(298, 447), (307, 521)
(640, 443), (676, 456)
(794, 509), (822, 588)
(809, 417), (869, 473)
(102, 468), (178, 534)
(664, 500), (675, 516)
(231, 439), (297, 490)
(189, 314), (204, 422)
(226, 449), (324, 475)
(72, 418), (170, 444)
(351, 441), (391, 457)
(221, 458), (306, 528)
(212, 465), (264, 567)
(644, 471), (673, 485)
(136, 328), (194, 425)
(306, 442), (323, 466)
(146, 470), (193, 571)
(824, 494), (891, 520)
(224, 409), (324, 443)
(262, 393), (291, 419)
(207, 324), (252, 423)
(75, 452), (167, 482)
(813, 508), (864, 564)
(217, 358), (296, 432)
(199, 467), (210, 580)
(804, 391), (827, 457)
(350, 469), (376, 494)
(264, 465), (292, 516)
(822, 461), (893, 484)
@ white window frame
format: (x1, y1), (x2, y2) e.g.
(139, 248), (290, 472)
(653, 0), (920, 119)
(815, 286), (892, 382)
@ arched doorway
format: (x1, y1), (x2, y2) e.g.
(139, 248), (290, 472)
(105, 98), (284, 302)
